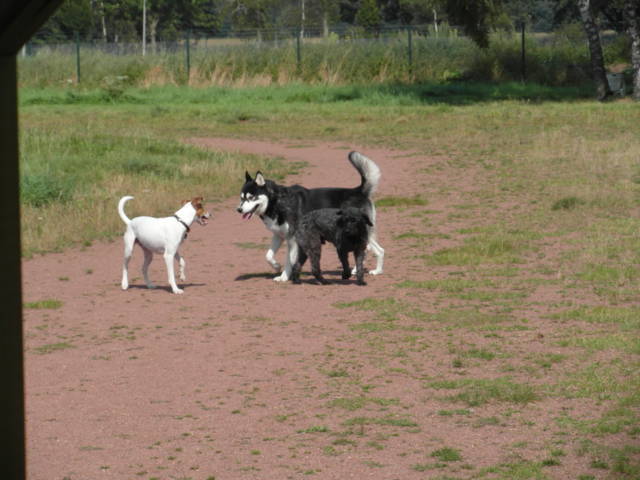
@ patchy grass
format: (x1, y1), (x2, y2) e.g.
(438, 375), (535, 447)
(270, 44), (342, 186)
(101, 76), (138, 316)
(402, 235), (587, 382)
(327, 397), (399, 411)
(342, 415), (418, 428)
(551, 196), (586, 211)
(33, 342), (74, 355)
(24, 299), (63, 309)
(431, 447), (462, 462)
(376, 195), (427, 207)
(427, 378), (540, 406)
(424, 230), (537, 266)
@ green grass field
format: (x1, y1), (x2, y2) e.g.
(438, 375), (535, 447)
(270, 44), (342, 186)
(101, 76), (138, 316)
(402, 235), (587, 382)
(19, 82), (637, 260)
(19, 81), (640, 477)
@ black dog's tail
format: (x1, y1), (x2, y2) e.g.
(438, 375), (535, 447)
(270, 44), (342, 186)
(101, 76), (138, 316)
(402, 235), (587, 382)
(348, 151), (381, 198)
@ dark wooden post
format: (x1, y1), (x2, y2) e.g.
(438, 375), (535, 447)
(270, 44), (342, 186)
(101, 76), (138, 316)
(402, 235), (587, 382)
(0, 52), (26, 480)
(0, 2), (67, 478)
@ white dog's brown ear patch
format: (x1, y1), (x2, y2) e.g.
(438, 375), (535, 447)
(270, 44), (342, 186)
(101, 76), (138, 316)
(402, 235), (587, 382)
(191, 196), (205, 214)
(255, 172), (266, 187)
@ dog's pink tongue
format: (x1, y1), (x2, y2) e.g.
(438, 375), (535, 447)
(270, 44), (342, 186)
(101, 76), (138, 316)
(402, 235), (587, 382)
(242, 212), (252, 220)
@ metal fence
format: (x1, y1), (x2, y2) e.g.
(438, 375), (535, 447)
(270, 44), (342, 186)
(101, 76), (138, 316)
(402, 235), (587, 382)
(20, 24), (501, 84)
(19, 23), (613, 87)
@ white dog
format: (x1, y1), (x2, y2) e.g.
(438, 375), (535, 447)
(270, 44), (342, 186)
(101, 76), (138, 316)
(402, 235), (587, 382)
(118, 195), (210, 294)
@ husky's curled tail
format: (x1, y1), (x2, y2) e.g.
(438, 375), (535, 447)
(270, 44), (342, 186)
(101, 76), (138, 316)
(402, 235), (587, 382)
(348, 151), (381, 198)
(346, 151), (384, 275)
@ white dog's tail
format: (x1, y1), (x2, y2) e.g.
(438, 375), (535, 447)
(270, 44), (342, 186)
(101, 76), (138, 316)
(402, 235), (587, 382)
(118, 196), (134, 225)
(348, 151), (381, 198)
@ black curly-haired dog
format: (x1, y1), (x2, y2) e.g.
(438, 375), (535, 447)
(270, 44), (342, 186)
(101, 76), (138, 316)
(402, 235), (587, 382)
(292, 207), (373, 286)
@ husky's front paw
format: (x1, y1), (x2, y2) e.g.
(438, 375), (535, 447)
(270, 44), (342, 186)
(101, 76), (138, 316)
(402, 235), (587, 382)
(273, 272), (289, 282)
(368, 268), (383, 275)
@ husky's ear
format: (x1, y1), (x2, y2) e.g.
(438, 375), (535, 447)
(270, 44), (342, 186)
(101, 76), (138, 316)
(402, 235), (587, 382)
(255, 172), (266, 187)
(245, 171), (252, 182)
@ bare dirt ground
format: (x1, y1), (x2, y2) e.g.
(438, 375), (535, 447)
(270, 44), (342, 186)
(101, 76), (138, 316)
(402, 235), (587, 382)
(23, 139), (632, 479)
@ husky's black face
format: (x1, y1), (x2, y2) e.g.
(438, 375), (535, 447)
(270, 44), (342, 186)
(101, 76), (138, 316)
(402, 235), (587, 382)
(237, 171), (269, 220)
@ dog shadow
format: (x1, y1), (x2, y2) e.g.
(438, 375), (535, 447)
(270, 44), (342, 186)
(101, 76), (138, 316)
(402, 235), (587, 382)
(126, 283), (205, 292)
(295, 270), (367, 286)
(234, 272), (279, 281)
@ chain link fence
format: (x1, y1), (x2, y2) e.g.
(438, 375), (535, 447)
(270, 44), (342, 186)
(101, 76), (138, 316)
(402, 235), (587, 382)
(18, 23), (625, 88)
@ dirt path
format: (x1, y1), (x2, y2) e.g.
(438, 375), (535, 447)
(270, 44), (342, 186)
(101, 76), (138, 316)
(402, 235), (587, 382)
(23, 139), (619, 479)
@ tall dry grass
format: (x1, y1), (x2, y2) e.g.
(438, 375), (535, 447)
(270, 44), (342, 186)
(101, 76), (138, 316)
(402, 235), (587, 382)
(19, 28), (615, 89)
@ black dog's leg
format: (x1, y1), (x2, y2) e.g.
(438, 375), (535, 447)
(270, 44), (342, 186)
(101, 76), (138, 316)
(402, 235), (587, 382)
(309, 248), (328, 285)
(292, 249), (307, 284)
(355, 248), (367, 286)
(338, 248), (351, 280)
(291, 261), (301, 284)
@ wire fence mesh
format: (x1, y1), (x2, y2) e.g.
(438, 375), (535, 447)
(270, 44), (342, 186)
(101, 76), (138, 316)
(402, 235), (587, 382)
(18, 23), (626, 88)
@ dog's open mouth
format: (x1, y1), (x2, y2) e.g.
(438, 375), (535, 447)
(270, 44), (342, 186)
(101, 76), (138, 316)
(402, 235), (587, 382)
(197, 214), (211, 226)
(242, 205), (259, 220)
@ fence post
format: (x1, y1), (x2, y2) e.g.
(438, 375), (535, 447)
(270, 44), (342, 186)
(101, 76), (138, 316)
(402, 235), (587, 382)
(407, 27), (413, 77)
(520, 21), (526, 83)
(75, 32), (81, 84)
(296, 30), (302, 73)
(184, 30), (191, 84)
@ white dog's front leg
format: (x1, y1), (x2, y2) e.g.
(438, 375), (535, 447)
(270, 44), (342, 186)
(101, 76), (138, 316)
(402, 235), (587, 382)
(164, 252), (183, 294)
(274, 239), (298, 282)
(266, 234), (283, 272)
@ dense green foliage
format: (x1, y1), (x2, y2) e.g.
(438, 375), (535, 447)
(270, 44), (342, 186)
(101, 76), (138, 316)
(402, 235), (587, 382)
(36, 0), (571, 43)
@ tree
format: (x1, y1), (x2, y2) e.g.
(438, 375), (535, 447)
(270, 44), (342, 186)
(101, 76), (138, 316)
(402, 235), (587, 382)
(503, 0), (555, 31)
(393, 0), (441, 27)
(576, 0), (612, 100)
(440, 0), (504, 48)
(33, 0), (94, 42)
(356, 0), (382, 34)
(622, 0), (640, 100)
(223, 0), (279, 33)
(316, 0), (340, 37)
(589, 0), (639, 100)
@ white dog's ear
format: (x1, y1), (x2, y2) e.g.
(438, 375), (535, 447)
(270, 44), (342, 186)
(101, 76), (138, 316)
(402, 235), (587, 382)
(255, 172), (266, 186)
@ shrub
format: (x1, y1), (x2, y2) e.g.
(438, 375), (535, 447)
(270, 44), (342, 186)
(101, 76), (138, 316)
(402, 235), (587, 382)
(21, 173), (74, 207)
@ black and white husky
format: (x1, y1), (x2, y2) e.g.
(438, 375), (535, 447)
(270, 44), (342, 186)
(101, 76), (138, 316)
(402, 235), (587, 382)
(237, 151), (384, 281)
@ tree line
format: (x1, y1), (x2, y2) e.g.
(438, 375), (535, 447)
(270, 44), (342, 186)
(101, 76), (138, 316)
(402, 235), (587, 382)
(35, 0), (640, 100)
(34, 0), (607, 42)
